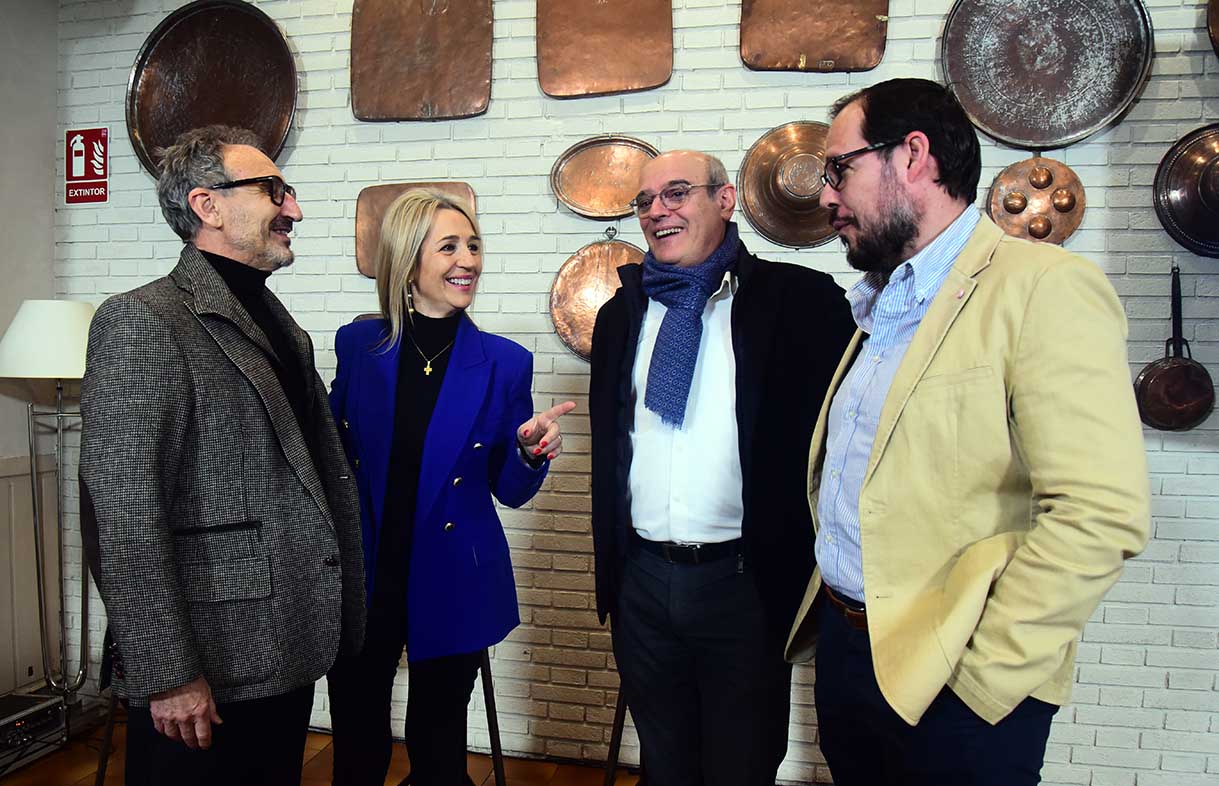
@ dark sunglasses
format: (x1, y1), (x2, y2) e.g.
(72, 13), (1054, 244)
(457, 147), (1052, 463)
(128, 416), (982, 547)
(821, 139), (905, 191)
(208, 175), (296, 206)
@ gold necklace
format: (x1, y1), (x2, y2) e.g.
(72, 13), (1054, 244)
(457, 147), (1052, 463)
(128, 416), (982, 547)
(407, 333), (454, 376)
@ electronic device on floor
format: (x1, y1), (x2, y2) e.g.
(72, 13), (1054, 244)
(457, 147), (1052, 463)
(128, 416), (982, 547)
(0, 686), (67, 775)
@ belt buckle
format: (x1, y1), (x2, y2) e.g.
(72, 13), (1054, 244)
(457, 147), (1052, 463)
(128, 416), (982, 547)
(662, 542), (700, 564)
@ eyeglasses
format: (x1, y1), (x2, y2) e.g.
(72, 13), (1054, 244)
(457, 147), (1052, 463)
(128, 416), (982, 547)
(208, 175), (296, 206)
(629, 183), (724, 216)
(821, 139), (905, 191)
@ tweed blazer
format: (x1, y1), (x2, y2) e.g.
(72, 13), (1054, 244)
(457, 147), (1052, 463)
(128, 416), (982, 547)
(80, 244), (365, 705)
(785, 215), (1150, 725)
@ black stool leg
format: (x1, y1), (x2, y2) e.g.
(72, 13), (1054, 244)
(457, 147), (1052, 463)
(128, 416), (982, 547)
(481, 650), (506, 785)
(603, 691), (628, 786)
(94, 690), (119, 786)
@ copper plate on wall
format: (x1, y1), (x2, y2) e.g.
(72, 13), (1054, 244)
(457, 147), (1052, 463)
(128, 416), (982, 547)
(942, 0), (1153, 150)
(351, 0), (491, 120)
(741, 0), (889, 72)
(536, 0), (672, 98)
(1210, 0), (1219, 58)
(551, 136), (660, 220)
(355, 183), (477, 278)
(126, 0), (296, 177)
(987, 157), (1086, 245)
(1153, 123), (1219, 258)
(737, 122), (836, 249)
(550, 238), (645, 361)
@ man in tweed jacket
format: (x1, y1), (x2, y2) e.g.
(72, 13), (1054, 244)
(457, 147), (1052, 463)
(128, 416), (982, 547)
(80, 126), (364, 786)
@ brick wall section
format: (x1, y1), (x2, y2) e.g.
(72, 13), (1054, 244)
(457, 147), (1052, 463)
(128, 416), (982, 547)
(52, 1), (1217, 783)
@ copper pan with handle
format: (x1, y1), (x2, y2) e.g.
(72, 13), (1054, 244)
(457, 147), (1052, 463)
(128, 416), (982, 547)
(1133, 265), (1214, 431)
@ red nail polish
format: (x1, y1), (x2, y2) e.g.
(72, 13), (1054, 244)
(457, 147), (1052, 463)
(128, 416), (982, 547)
(523, 429), (530, 437)
(540, 440), (548, 448)
(533, 448), (542, 455)
(547, 453), (555, 460)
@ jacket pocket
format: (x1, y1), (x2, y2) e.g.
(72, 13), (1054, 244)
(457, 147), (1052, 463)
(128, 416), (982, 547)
(181, 556), (275, 686)
(179, 556), (272, 603)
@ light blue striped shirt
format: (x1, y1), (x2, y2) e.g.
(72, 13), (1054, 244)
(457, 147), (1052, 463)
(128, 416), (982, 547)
(815, 207), (980, 602)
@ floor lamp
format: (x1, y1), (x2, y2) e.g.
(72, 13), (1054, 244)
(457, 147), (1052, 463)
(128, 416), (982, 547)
(0, 299), (95, 699)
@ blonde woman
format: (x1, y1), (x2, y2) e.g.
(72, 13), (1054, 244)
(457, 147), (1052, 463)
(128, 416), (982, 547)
(327, 190), (574, 786)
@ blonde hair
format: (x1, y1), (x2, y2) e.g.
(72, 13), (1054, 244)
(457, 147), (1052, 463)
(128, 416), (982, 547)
(374, 189), (481, 350)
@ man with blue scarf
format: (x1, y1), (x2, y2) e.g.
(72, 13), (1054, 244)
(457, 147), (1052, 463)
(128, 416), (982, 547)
(589, 150), (855, 784)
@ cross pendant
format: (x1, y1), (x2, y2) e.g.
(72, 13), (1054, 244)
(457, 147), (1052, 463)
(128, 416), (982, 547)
(424, 361), (433, 376)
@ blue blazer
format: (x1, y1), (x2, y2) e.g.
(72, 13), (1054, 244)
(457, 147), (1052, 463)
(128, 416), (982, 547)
(330, 315), (547, 661)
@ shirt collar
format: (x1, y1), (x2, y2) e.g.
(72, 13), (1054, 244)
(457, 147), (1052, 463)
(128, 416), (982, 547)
(846, 206), (980, 331)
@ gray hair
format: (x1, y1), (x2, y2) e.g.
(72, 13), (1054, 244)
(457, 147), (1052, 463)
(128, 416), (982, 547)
(155, 125), (261, 241)
(704, 154), (729, 187)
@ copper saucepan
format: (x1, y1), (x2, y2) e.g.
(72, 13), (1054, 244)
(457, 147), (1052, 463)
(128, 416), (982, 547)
(1133, 265), (1214, 431)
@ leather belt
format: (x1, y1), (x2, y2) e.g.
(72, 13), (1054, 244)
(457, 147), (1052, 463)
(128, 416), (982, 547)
(631, 531), (742, 565)
(822, 584), (868, 631)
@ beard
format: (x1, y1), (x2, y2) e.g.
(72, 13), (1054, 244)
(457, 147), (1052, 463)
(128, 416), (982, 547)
(838, 167), (920, 284)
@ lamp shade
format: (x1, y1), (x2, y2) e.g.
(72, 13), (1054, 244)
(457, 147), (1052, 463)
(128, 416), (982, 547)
(0, 300), (95, 380)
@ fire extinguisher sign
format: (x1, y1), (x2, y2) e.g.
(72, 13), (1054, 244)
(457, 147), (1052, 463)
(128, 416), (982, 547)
(65, 127), (109, 205)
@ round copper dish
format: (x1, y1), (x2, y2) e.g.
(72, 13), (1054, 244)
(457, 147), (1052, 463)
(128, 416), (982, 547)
(737, 121), (836, 249)
(549, 236), (645, 360)
(1210, 0), (1219, 58)
(1154, 124), (1219, 259)
(987, 157), (1086, 245)
(126, 0), (296, 177)
(942, 0), (1152, 150)
(551, 136), (659, 220)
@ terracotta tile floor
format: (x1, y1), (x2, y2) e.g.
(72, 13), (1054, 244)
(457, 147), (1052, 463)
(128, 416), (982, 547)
(2, 713), (641, 786)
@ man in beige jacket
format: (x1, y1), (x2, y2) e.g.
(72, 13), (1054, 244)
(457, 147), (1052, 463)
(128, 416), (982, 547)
(786, 78), (1150, 785)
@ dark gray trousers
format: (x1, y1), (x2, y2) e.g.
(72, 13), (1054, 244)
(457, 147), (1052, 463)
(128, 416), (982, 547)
(611, 547), (792, 786)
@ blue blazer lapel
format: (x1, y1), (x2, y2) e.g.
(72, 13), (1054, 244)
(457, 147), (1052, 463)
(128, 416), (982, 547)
(416, 315), (490, 525)
(361, 332), (400, 535)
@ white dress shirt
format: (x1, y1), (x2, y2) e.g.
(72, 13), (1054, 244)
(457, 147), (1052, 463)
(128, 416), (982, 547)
(628, 272), (744, 544)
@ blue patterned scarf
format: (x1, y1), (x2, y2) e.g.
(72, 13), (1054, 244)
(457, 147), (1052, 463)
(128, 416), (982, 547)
(640, 221), (740, 427)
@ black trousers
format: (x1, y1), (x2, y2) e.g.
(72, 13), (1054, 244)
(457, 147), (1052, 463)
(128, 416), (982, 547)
(124, 684), (314, 786)
(328, 604), (482, 786)
(611, 547), (793, 786)
(813, 591), (1058, 786)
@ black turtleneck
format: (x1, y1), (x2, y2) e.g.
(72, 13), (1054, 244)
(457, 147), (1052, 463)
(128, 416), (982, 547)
(201, 251), (312, 443)
(371, 310), (462, 626)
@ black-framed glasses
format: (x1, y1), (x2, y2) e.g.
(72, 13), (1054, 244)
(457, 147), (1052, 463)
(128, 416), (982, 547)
(208, 175), (296, 206)
(821, 139), (904, 191)
(630, 183), (724, 216)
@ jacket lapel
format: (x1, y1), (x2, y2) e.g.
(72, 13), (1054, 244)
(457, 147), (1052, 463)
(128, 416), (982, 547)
(171, 245), (334, 527)
(862, 217), (1005, 486)
(730, 248), (779, 482)
(415, 315), (490, 524)
(361, 328), (400, 534)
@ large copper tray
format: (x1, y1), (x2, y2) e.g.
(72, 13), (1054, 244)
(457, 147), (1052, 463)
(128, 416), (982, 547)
(741, 0), (889, 72)
(987, 157), (1086, 245)
(536, 0), (672, 98)
(551, 136), (659, 220)
(550, 237), (645, 360)
(737, 122), (836, 249)
(1153, 124), (1219, 259)
(126, 0), (296, 177)
(1210, 0), (1219, 58)
(355, 183), (477, 278)
(942, 0), (1153, 150)
(351, 0), (492, 120)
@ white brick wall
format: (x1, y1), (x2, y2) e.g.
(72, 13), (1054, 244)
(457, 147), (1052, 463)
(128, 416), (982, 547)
(50, 0), (1218, 783)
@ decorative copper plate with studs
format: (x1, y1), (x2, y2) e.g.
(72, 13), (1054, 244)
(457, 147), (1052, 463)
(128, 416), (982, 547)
(987, 156), (1086, 245)
(741, 0), (889, 72)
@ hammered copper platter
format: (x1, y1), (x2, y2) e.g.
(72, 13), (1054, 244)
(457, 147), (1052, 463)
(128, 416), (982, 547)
(942, 0), (1153, 150)
(1210, 0), (1219, 58)
(536, 0), (672, 98)
(126, 0), (295, 177)
(355, 183), (477, 277)
(741, 0), (889, 72)
(987, 157), (1086, 245)
(1154, 124), (1219, 258)
(351, 0), (491, 120)
(738, 122), (836, 249)
(550, 239), (645, 360)
(551, 136), (659, 220)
